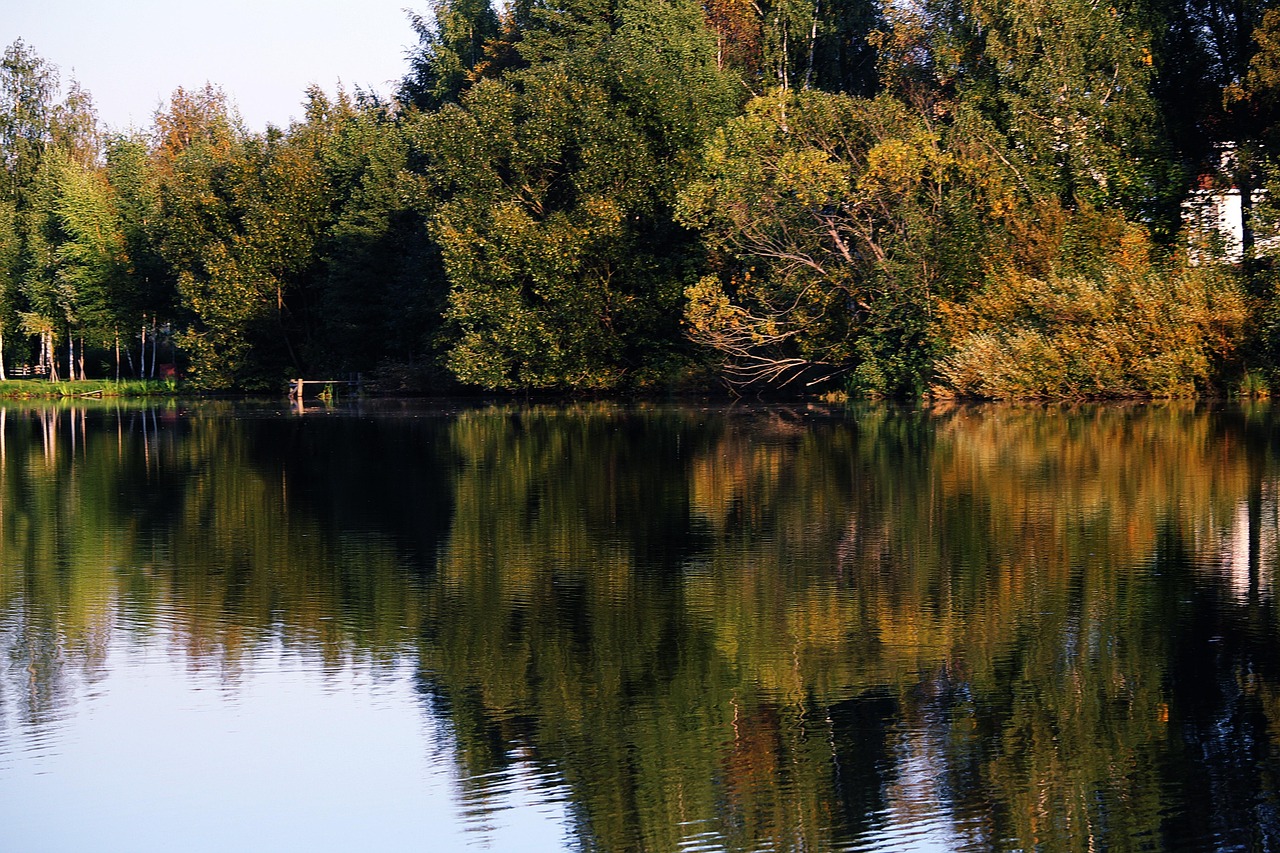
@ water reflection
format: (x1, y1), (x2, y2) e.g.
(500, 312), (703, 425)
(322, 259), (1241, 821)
(0, 400), (1277, 851)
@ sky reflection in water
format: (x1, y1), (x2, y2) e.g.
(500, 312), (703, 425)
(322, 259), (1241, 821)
(1, 626), (573, 852)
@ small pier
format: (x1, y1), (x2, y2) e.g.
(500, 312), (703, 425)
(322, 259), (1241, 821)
(288, 376), (363, 401)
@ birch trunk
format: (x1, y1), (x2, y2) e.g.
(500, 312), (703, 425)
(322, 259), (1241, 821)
(46, 331), (59, 382)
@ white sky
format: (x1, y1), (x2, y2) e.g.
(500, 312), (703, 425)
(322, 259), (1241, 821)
(2, 0), (420, 133)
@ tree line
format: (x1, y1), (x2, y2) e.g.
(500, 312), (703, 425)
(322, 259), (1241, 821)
(4, 0), (1280, 396)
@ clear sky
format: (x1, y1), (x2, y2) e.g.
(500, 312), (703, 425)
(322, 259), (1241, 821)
(2, 0), (420, 133)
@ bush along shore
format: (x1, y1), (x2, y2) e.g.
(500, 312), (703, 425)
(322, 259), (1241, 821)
(7, 2), (1280, 399)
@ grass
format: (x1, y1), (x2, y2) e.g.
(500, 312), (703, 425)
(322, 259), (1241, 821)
(0, 378), (182, 399)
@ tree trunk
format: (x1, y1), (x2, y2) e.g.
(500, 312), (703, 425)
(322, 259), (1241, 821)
(1241, 170), (1255, 264)
(781, 19), (790, 90)
(47, 331), (59, 382)
(0, 329), (6, 382)
(140, 320), (147, 380)
(804, 0), (819, 90)
(278, 286), (301, 370)
(114, 331), (120, 382)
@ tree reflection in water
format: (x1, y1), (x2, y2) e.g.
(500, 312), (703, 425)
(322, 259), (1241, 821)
(0, 400), (1277, 852)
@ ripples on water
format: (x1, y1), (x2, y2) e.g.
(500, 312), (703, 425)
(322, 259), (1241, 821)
(0, 401), (1278, 852)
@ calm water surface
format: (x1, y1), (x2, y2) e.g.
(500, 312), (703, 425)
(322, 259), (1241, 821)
(1, 400), (1278, 852)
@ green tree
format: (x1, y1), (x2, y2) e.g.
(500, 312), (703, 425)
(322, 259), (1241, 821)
(422, 0), (739, 390)
(0, 40), (102, 376)
(317, 92), (449, 382)
(917, 0), (1170, 218)
(236, 115), (334, 376)
(0, 39), (60, 205)
(51, 152), (145, 380)
(506, 0), (615, 67)
(18, 149), (71, 379)
(150, 85), (260, 388)
(424, 75), (646, 389)
(151, 85), (337, 388)
(104, 134), (173, 377)
(400, 0), (503, 109)
(0, 199), (18, 377)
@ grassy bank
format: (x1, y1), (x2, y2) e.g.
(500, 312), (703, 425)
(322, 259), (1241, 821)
(0, 379), (181, 399)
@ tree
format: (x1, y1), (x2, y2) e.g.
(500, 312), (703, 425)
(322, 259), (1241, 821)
(150, 85), (261, 387)
(104, 133), (172, 378)
(400, 0), (503, 110)
(0, 40), (98, 376)
(18, 149), (71, 379)
(425, 75), (647, 389)
(703, 0), (763, 77)
(0, 39), (60, 205)
(152, 85), (379, 388)
(938, 211), (1249, 398)
(1145, 1), (1275, 247)
(762, 0), (882, 94)
(700, 0), (882, 95)
(507, 0), (616, 67)
(1225, 9), (1280, 383)
(806, 0), (882, 95)
(420, 0), (740, 390)
(317, 92), (449, 380)
(53, 155), (130, 377)
(915, 0), (1170, 218)
(1222, 8), (1280, 196)
(676, 90), (1015, 393)
(51, 79), (99, 170)
(0, 199), (17, 378)
(236, 113), (335, 376)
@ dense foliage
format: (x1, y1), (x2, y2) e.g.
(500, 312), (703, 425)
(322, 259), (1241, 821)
(7, 1), (1280, 396)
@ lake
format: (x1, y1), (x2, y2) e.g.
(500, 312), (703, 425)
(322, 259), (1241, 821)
(0, 399), (1277, 852)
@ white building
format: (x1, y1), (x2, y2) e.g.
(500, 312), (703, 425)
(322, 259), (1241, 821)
(1182, 185), (1267, 264)
(1182, 144), (1278, 264)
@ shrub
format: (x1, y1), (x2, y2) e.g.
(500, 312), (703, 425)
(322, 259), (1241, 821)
(937, 220), (1247, 398)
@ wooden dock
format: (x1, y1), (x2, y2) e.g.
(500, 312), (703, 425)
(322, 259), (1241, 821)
(288, 376), (363, 400)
